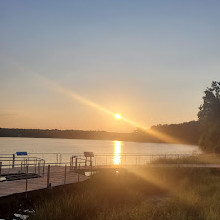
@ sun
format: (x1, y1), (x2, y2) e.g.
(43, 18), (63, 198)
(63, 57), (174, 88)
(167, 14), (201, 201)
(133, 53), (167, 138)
(115, 113), (121, 119)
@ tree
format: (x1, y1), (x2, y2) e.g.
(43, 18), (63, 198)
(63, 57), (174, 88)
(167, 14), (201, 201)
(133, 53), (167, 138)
(198, 81), (220, 153)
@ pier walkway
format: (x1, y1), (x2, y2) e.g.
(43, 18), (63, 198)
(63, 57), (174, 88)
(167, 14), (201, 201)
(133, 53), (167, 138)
(0, 166), (89, 198)
(1, 152), (220, 198)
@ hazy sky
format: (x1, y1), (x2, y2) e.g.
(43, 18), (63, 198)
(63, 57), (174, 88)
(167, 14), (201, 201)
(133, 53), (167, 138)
(0, 1), (220, 132)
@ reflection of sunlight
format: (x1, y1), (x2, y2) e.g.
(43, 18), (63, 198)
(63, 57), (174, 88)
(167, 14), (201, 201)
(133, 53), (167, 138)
(113, 141), (121, 165)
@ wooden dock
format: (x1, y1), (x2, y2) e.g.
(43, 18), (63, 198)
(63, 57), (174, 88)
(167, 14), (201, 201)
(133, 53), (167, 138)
(1, 151), (220, 198)
(0, 166), (89, 198)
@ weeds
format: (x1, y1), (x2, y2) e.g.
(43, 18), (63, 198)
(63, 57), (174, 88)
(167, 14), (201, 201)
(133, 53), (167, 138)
(31, 168), (220, 220)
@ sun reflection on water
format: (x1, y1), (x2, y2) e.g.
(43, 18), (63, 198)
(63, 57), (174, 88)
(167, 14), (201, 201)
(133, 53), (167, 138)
(113, 141), (121, 165)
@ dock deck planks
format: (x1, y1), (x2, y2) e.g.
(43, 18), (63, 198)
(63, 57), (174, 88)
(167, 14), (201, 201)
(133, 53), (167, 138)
(0, 166), (89, 198)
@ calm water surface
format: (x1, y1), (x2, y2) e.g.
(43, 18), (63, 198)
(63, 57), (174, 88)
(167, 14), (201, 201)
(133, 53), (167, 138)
(0, 137), (200, 155)
(0, 137), (201, 165)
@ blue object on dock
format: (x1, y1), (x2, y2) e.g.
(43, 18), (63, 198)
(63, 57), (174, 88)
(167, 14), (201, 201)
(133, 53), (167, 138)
(16, 152), (28, 156)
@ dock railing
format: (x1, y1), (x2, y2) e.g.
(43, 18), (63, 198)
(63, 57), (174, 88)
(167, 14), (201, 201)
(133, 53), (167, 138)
(1, 152), (220, 197)
(69, 153), (220, 170)
(0, 154), (45, 176)
(2, 152), (220, 178)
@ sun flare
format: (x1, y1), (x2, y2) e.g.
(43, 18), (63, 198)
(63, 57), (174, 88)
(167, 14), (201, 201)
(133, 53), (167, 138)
(115, 113), (121, 119)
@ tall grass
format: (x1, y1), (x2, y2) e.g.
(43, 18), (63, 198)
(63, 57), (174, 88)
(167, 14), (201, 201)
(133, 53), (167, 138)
(151, 154), (220, 164)
(31, 168), (220, 220)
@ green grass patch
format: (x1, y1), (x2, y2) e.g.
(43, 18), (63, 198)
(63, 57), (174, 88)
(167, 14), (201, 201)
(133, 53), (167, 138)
(30, 168), (220, 220)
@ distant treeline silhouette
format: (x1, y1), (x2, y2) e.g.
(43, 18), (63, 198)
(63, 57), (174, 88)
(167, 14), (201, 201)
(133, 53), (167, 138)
(150, 121), (199, 144)
(0, 121), (199, 145)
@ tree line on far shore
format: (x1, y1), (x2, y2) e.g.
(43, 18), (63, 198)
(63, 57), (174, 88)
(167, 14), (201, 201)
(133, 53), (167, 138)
(0, 120), (199, 145)
(0, 81), (219, 152)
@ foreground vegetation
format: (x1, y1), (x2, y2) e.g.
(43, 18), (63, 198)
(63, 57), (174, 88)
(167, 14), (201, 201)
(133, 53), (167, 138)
(151, 154), (220, 164)
(30, 167), (220, 220)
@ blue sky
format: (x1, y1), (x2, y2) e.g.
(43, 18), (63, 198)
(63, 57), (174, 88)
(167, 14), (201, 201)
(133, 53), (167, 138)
(0, 1), (220, 131)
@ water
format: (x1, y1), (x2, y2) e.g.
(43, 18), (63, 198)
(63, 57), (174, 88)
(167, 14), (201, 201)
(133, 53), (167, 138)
(0, 137), (200, 165)
(0, 137), (200, 155)
(0, 137), (200, 166)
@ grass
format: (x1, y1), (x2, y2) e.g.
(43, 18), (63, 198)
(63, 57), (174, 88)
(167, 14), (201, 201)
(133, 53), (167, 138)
(29, 167), (220, 220)
(151, 154), (220, 164)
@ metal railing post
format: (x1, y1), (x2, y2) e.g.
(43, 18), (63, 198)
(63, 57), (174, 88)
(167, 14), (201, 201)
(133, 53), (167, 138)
(60, 154), (62, 165)
(0, 162), (2, 176)
(47, 165), (51, 188)
(25, 159), (28, 170)
(43, 160), (45, 177)
(25, 165), (28, 198)
(12, 154), (15, 168)
(90, 157), (93, 174)
(178, 154), (180, 168)
(85, 157), (87, 167)
(38, 161), (40, 175)
(70, 157), (72, 171)
(56, 154), (58, 165)
(75, 158), (78, 170)
(34, 159), (37, 174)
(90, 157), (92, 167)
(64, 164), (67, 184)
